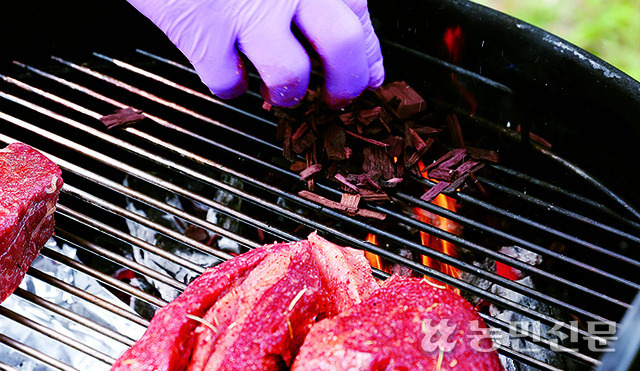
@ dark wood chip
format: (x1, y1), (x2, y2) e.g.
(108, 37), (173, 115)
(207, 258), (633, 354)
(345, 130), (390, 147)
(375, 81), (427, 120)
(358, 188), (390, 202)
(300, 164), (323, 180)
(363, 146), (395, 180)
(298, 190), (386, 220)
(339, 112), (357, 126)
(340, 193), (361, 214)
(323, 125), (346, 160)
(334, 173), (359, 193)
(100, 107), (146, 129)
(467, 147), (500, 163)
(357, 107), (382, 126)
(420, 181), (451, 202)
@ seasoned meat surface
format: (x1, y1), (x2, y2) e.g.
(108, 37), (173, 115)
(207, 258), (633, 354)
(111, 232), (378, 371)
(1, 142), (63, 303)
(292, 275), (503, 371)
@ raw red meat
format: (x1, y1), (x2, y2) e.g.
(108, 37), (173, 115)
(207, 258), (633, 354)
(1, 142), (63, 303)
(111, 232), (378, 371)
(292, 275), (503, 371)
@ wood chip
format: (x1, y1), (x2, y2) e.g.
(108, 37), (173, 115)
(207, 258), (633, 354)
(298, 191), (386, 220)
(334, 173), (359, 193)
(300, 164), (322, 180)
(345, 130), (390, 147)
(340, 193), (361, 214)
(420, 181), (451, 202)
(375, 81), (427, 120)
(466, 147), (499, 163)
(100, 107), (145, 129)
(323, 125), (346, 160)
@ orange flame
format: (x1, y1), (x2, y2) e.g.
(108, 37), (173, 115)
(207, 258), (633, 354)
(364, 234), (383, 271)
(415, 162), (462, 292)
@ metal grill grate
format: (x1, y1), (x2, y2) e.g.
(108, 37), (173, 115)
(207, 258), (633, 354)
(1, 49), (639, 371)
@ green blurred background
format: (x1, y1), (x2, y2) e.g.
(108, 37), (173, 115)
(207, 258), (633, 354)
(472, 0), (640, 82)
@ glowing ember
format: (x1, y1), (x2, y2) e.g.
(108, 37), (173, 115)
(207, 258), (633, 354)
(365, 234), (384, 271)
(415, 161), (462, 292)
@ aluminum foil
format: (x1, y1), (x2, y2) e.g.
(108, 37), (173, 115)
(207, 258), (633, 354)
(0, 238), (146, 370)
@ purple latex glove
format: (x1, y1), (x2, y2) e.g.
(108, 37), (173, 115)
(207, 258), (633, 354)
(127, 0), (385, 108)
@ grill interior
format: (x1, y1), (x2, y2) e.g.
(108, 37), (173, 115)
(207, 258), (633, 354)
(1, 48), (638, 371)
(2, 1), (640, 370)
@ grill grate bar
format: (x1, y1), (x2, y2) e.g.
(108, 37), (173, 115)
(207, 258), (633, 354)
(2, 51), (635, 369)
(26, 268), (150, 328)
(91, 52), (268, 121)
(391, 190), (640, 291)
(50, 56), (280, 149)
(55, 230), (188, 293)
(479, 314), (599, 366)
(45, 54), (640, 278)
(0, 306), (115, 365)
(437, 178), (640, 268)
(57, 205), (206, 275)
(11, 288), (136, 347)
(0, 333), (77, 371)
(0, 88), (617, 340)
(15, 59), (638, 290)
(477, 174), (640, 244)
(490, 163), (640, 231)
(40, 248), (167, 309)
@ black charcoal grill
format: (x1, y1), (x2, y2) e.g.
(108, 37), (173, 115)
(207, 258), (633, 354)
(1, 0), (640, 370)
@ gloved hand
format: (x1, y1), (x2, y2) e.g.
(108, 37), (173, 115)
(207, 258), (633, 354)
(127, 0), (384, 108)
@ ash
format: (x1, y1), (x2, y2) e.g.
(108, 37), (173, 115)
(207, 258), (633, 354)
(461, 246), (577, 371)
(0, 238), (146, 371)
(123, 174), (242, 303)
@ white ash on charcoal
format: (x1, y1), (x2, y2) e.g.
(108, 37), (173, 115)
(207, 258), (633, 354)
(121, 174), (244, 305)
(0, 238), (145, 371)
(460, 246), (579, 371)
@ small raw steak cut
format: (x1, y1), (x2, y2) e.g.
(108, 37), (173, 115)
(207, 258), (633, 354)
(293, 275), (503, 371)
(1, 142), (63, 303)
(111, 232), (377, 371)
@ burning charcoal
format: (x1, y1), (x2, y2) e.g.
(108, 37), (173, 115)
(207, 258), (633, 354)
(298, 191), (386, 220)
(375, 81), (427, 120)
(100, 107), (145, 129)
(291, 122), (317, 154)
(363, 146), (396, 180)
(299, 164), (322, 181)
(334, 173), (359, 194)
(323, 125), (346, 161)
(467, 147), (500, 163)
(420, 181), (451, 202)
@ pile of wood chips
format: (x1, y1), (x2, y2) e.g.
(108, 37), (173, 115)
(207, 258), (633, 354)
(267, 81), (499, 220)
